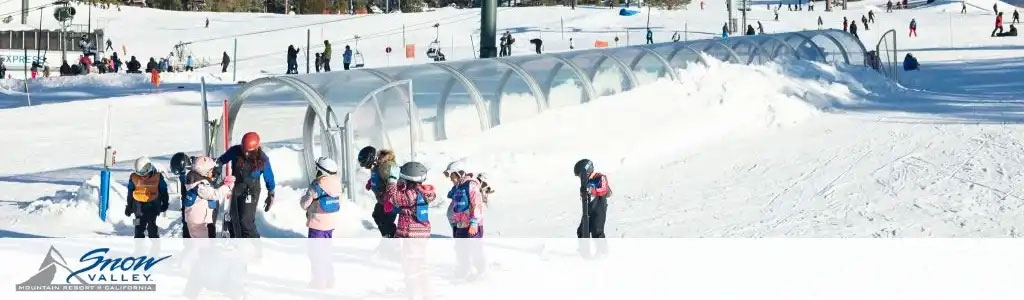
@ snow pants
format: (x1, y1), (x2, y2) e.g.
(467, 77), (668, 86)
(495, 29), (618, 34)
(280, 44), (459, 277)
(134, 211), (159, 238)
(323, 60), (331, 72)
(308, 228), (333, 238)
(183, 222), (215, 238)
(453, 228), (485, 278)
(187, 223), (210, 238)
(343, 62), (350, 70)
(221, 63), (228, 73)
(992, 26), (1004, 37)
(372, 203), (398, 238)
(577, 197), (607, 238)
(228, 188), (261, 238)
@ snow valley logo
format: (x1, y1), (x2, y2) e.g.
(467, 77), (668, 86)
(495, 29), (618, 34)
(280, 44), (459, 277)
(14, 246), (171, 292)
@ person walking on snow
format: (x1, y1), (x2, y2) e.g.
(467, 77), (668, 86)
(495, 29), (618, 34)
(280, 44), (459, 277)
(575, 159), (610, 238)
(499, 33), (508, 57)
(700, 0), (704, 10)
(862, 15), (870, 30)
(646, 28), (654, 44)
(105, 39), (113, 52)
(722, 23), (729, 38)
(314, 53), (322, 72)
(993, 3), (998, 14)
(850, 20), (859, 38)
(444, 161), (485, 238)
(758, 21), (765, 34)
(322, 40), (332, 72)
(221, 52), (230, 73)
(343, 45), (353, 70)
(217, 131), (277, 238)
(818, 16), (824, 29)
(1014, 10), (1020, 24)
(386, 162), (437, 238)
(126, 157), (169, 238)
(909, 18), (918, 37)
(359, 146), (399, 237)
(843, 17), (849, 32)
(300, 158), (342, 238)
(887, 0), (893, 13)
(869, 10), (875, 23)
(185, 55), (195, 72)
(205, 18), (209, 28)
(993, 12), (1005, 36)
(671, 31), (680, 42)
(287, 45), (300, 74)
(182, 156), (235, 238)
(961, 2), (967, 14)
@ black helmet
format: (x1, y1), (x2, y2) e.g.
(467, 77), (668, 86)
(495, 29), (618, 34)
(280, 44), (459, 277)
(357, 146), (377, 167)
(170, 152), (192, 176)
(399, 161), (428, 183)
(574, 159), (594, 178)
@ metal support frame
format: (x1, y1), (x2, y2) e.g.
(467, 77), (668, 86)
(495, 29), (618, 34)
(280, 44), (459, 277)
(822, 29), (869, 65)
(538, 54), (598, 103)
(724, 38), (769, 65)
(664, 44), (708, 67)
(782, 34), (828, 62)
(756, 37), (801, 60)
(630, 47), (679, 81)
(699, 40), (743, 64)
(583, 52), (640, 91)
(343, 80), (416, 203)
(875, 29), (898, 83)
(430, 62), (491, 141)
(797, 31), (851, 64)
(492, 57), (549, 125)
(223, 76), (338, 183)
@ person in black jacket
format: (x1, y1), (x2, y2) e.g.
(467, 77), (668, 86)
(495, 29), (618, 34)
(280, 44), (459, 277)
(529, 38), (542, 54)
(217, 132), (276, 238)
(222, 52), (230, 73)
(112, 52), (122, 73)
(0, 57), (6, 79)
(59, 60), (71, 75)
(746, 25), (756, 35)
(145, 57), (157, 73)
(287, 45), (299, 74)
(127, 56), (142, 73)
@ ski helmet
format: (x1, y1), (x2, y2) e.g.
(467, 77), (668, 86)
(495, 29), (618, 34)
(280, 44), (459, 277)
(444, 160), (466, 176)
(169, 152), (192, 175)
(192, 156), (217, 177)
(242, 132), (261, 152)
(573, 159), (594, 178)
(134, 157), (155, 176)
(316, 157), (339, 175)
(357, 146), (377, 167)
(399, 161), (429, 183)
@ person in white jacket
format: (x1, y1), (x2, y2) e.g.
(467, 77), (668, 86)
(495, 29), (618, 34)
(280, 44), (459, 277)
(182, 156), (235, 238)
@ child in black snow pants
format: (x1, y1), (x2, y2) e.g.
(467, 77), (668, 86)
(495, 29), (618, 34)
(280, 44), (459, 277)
(575, 159), (610, 238)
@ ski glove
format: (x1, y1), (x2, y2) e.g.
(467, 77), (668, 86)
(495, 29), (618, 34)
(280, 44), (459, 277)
(124, 201), (133, 217)
(160, 201), (168, 213)
(264, 191), (275, 212)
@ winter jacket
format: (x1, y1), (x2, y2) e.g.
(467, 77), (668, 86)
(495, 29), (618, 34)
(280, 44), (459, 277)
(145, 60), (157, 73)
(387, 181), (436, 238)
(446, 176), (483, 229)
(186, 56), (194, 67)
(222, 53), (230, 66)
(299, 174), (343, 231)
(342, 49), (352, 63)
(365, 151), (398, 212)
(997, 15), (1004, 27)
(323, 43), (332, 59)
(126, 173), (169, 217)
(585, 172), (611, 200)
(217, 145), (276, 195)
(183, 172), (232, 225)
(127, 58), (141, 73)
(287, 46), (299, 62)
(910, 20), (917, 29)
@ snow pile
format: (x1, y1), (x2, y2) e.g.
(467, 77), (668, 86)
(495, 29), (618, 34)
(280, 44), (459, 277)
(22, 175), (135, 235)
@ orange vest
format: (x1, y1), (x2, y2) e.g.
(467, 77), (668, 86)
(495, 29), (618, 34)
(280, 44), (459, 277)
(130, 173), (162, 203)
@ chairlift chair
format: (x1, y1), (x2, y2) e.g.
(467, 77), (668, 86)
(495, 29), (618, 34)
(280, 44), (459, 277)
(425, 23), (446, 61)
(352, 35), (365, 68)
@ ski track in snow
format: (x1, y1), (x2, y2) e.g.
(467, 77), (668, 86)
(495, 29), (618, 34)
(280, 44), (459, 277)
(3, 0), (1024, 238)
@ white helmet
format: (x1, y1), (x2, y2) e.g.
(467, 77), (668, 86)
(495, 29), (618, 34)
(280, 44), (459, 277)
(191, 156), (217, 177)
(315, 157), (339, 174)
(444, 160), (466, 175)
(134, 157), (154, 175)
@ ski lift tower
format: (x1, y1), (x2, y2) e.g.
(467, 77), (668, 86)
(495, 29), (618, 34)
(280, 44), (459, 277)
(480, 0), (497, 58)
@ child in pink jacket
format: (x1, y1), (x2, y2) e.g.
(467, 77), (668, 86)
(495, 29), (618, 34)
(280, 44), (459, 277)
(300, 157), (343, 238)
(444, 161), (484, 238)
(386, 162), (436, 238)
(182, 156), (235, 238)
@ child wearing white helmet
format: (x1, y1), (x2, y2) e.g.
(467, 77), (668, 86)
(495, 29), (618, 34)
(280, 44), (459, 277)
(126, 156), (170, 238)
(182, 156), (236, 238)
(443, 160), (485, 238)
(300, 157), (343, 238)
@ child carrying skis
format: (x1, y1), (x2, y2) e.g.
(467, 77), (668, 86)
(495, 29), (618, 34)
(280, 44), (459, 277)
(574, 159), (611, 238)
(359, 146), (400, 237)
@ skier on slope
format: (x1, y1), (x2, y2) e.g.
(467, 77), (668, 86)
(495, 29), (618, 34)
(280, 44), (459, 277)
(359, 146), (399, 237)
(221, 52), (230, 73)
(862, 15), (870, 30)
(444, 160), (485, 238)
(993, 12), (1005, 37)
(217, 132), (277, 238)
(126, 157), (169, 238)
(869, 10), (875, 23)
(386, 162), (437, 238)
(850, 20), (859, 38)
(722, 23), (729, 38)
(1014, 10), (1020, 24)
(182, 156), (235, 238)
(887, 0), (893, 13)
(758, 21), (765, 34)
(300, 157), (342, 238)
(909, 18), (918, 37)
(646, 28), (654, 44)
(818, 16), (824, 30)
(574, 159), (610, 238)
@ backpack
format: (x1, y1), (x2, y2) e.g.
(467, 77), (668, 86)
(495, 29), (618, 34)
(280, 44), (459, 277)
(312, 182), (341, 213)
(415, 191), (429, 223)
(182, 185), (218, 209)
(450, 182), (471, 213)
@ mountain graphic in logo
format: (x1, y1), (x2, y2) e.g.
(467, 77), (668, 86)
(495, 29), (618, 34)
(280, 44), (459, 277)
(19, 246), (88, 285)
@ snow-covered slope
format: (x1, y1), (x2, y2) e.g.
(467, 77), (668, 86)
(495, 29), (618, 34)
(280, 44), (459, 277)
(2, 1), (1024, 238)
